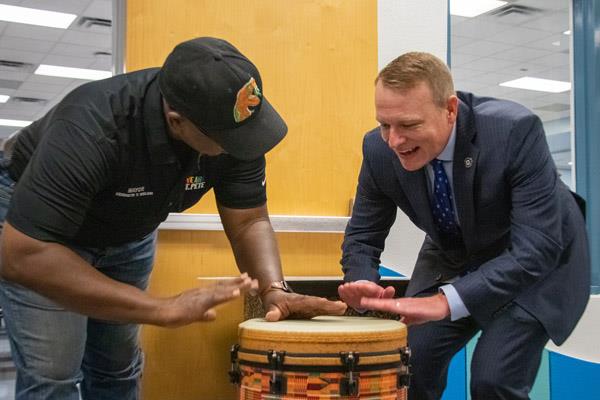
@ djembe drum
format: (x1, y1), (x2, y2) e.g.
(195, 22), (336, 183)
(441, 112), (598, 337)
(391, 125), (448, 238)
(229, 316), (410, 399)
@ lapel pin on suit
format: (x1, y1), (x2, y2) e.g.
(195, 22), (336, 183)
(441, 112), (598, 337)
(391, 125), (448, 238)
(464, 157), (473, 168)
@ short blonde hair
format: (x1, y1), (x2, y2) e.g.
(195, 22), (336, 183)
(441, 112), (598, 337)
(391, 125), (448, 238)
(376, 52), (455, 108)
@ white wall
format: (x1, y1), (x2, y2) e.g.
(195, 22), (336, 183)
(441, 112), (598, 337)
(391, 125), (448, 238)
(377, 0), (447, 276)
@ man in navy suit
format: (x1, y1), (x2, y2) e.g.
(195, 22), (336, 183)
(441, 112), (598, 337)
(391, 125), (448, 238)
(338, 52), (589, 400)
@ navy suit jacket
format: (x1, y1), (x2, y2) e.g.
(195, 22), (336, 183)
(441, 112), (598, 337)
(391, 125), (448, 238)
(341, 91), (590, 345)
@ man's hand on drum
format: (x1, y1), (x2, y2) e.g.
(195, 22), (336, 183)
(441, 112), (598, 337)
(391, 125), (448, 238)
(159, 273), (258, 328)
(360, 293), (451, 325)
(261, 290), (347, 322)
(337, 281), (396, 311)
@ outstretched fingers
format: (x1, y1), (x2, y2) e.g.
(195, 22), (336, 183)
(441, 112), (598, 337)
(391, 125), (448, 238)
(360, 297), (402, 314)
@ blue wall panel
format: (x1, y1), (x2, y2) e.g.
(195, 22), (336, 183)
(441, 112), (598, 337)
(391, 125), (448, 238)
(550, 353), (600, 400)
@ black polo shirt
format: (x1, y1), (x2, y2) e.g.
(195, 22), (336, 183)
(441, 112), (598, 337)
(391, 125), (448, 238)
(7, 68), (266, 247)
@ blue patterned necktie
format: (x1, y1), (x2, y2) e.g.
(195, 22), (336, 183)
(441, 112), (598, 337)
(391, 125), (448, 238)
(430, 159), (460, 237)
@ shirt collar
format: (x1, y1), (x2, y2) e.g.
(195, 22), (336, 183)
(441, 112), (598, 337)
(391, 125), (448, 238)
(436, 122), (457, 162)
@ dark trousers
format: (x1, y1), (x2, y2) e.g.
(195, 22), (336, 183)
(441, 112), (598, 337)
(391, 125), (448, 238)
(407, 302), (549, 400)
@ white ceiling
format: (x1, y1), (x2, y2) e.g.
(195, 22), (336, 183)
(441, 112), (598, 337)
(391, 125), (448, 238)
(0, 0), (571, 141)
(451, 0), (571, 124)
(0, 0), (112, 138)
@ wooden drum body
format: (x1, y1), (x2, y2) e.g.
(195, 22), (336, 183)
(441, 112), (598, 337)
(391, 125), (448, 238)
(230, 316), (410, 399)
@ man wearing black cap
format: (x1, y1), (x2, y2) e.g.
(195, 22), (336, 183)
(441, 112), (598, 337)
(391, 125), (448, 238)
(0, 37), (346, 400)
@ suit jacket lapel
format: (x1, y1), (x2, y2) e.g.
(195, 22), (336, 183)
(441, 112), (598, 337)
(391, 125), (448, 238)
(453, 99), (479, 253)
(392, 157), (439, 239)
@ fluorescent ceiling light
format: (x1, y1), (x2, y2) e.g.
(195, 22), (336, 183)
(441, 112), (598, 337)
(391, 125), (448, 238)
(0, 4), (76, 29)
(450, 0), (507, 17)
(0, 118), (32, 127)
(35, 65), (112, 81)
(0, 95), (9, 103)
(499, 77), (571, 93)
(563, 30), (571, 35)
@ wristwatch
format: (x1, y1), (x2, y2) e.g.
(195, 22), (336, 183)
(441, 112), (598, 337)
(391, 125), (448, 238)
(261, 280), (294, 295)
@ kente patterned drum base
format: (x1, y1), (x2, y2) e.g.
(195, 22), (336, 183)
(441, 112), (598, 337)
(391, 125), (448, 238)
(231, 316), (410, 399)
(239, 366), (406, 399)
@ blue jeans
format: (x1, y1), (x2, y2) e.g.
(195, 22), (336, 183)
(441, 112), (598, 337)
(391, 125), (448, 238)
(0, 158), (157, 400)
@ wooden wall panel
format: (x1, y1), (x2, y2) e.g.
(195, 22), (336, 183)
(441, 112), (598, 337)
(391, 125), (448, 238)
(127, 0), (378, 215)
(141, 230), (343, 399)
(126, 1), (377, 398)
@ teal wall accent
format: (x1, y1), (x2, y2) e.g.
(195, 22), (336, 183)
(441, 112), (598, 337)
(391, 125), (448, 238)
(573, 0), (600, 294)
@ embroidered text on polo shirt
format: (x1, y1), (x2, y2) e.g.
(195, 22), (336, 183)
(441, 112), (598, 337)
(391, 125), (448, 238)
(115, 186), (155, 198)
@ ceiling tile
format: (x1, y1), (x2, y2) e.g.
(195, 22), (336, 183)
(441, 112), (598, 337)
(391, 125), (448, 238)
(525, 11), (569, 32)
(0, 0), (25, 5)
(0, 70), (29, 82)
(485, 26), (553, 46)
(449, 67), (484, 81)
(475, 85), (522, 99)
(516, 0), (568, 11)
(490, 46), (552, 62)
(4, 23), (65, 42)
(505, 87), (565, 100)
(11, 89), (50, 101)
(27, 74), (76, 85)
(534, 66), (570, 82)
(451, 19), (509, 40)
(82, 0), (112, 20)
(530, 52), (570, 68)
(504, 61), (551, 76)
(449, 52), (479, 67)
(52, 42), (105, 57)
(0, 78), (22, 90)
(465, 71), (518, 86)
(69, 22), (112, 35)
(18, 80), (68, 94)
(454, 80), (489, 93)
(88, 55), (112, 70)
(61, 29), (110, 47)
(42, 53), (96, 68)
(456, 57), (516, 72)
(0, 35), (56, 53)
(0, 102), (44, 117)
(0, 47), (45, 64)
(524, 33), (570, 52)
(480, 12), (538, 27)
(452, 40), (514, 57)
(19, 0), (92, 15)
(450, 35), (472, 49)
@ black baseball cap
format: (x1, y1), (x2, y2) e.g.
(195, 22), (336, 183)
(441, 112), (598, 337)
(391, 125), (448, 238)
(159, 37), (287, 160)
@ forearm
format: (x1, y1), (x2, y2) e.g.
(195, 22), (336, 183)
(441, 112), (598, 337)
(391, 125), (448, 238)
(229, 217), (283, 290)
(1, 223), (166, 325)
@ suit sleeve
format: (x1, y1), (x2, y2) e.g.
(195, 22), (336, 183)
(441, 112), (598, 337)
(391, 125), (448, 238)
(340, 135), (397, 282)
(452, 113), (564, 325)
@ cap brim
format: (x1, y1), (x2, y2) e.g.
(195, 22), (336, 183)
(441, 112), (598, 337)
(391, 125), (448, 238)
(210, 97), (287, 161)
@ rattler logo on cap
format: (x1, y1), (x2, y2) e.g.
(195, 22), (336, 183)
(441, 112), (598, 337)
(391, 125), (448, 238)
(233, 77), (261, 123)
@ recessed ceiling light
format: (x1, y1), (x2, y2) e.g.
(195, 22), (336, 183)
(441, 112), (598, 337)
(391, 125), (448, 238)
(563, 30), (571, 35)
(0, 4), (76, 29)
(499, 77), (571, 93)
(450, 0), (507, 17)
(0, 118), (32, 127)
(0, 95), (9, 103)
(35, 65), (112, 81)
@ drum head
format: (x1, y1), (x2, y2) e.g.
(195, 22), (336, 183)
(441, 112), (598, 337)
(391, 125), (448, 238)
(238, 316), (406, 354)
